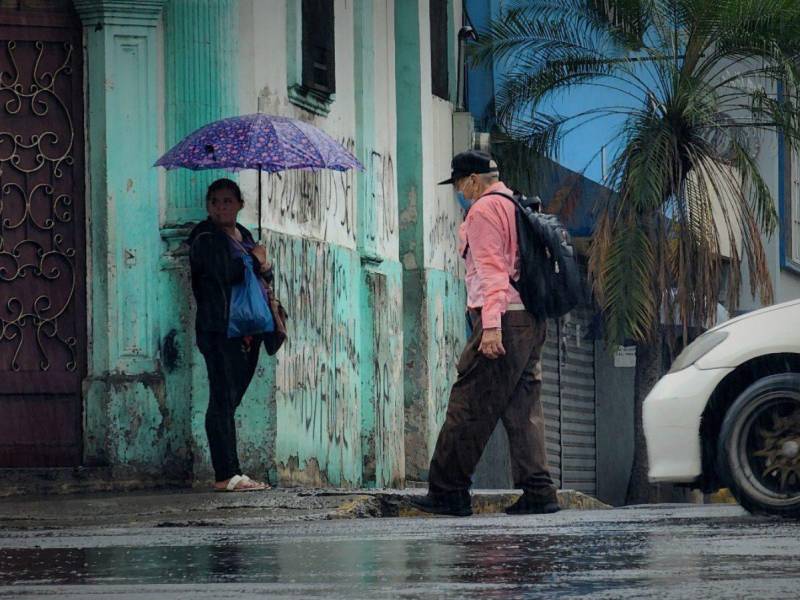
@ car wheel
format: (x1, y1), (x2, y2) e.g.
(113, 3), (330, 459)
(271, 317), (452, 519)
(717, 373), (800, 517)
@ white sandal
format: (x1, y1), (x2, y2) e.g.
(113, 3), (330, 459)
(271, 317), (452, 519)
(214, 474), (267, 492)
(241, 474), (271, 490)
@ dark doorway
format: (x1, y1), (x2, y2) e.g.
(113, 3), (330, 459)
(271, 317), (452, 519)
(0, 8), (86, 467)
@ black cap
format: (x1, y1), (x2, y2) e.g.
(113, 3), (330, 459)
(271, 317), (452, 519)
(438, 150), (499, 185)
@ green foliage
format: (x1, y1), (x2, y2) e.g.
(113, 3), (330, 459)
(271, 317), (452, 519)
(476, 0), (800, 343)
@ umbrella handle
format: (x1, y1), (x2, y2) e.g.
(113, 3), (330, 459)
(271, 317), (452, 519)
(257, 165), (262, 242)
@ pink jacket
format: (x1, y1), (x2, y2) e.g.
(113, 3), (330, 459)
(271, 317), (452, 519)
(458, 181), (522, 329)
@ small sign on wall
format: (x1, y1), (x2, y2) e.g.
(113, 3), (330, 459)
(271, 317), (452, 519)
(614, 346), (637, 368)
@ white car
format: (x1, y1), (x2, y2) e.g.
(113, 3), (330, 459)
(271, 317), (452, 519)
(644, 298), (800, 516)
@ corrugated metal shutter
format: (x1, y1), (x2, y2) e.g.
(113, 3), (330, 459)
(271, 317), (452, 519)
(559, 304), (597, 496)
(541, 320), (562, 487)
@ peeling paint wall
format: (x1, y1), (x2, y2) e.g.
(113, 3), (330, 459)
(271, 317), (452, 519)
(267, 236), (362, 486)
(425, 271), (467, 452)
(80, 1), (181, 481)
(361, 262), (405, 487)
(423, 100), (468, 449)
(82, 1), (271, 484)
(261, 161), (358, 246)
(80, 0), (457, 489)
(424, 99), (464, 274)
(397, 0), (468, 482)
(161, 0), (279, 486)
(237, 0), (404, 488)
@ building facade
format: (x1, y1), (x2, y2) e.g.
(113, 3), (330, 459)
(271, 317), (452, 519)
(0, 0), (470, 491)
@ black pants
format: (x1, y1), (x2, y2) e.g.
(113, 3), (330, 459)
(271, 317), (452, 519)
(197, 332), (261, 482)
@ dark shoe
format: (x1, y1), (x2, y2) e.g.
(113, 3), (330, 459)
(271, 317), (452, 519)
(409, 490), (473, 517)
(505, 492), (561, 515)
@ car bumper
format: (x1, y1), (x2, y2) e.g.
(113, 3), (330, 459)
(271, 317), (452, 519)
(643, 365), (734, 483)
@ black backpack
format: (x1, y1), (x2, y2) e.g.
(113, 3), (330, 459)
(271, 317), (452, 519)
(482, 192), (582, 320)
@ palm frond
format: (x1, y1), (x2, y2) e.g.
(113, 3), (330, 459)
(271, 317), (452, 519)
(482, 0), (798, 344)
(590, 212), (657, 342)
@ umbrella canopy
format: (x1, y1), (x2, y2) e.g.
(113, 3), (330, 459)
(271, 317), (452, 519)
(154, 113), (363, 172)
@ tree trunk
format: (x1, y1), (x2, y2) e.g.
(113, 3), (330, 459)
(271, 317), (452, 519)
(625, 334), (664, 505)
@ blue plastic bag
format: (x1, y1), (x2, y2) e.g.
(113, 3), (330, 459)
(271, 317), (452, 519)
(227, 255), (275, 338)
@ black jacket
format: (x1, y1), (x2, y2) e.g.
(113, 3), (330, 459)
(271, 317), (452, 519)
(187, 219), (257, 336)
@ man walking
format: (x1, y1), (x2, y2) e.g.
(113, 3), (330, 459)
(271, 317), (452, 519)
(411, 150), (559, 517)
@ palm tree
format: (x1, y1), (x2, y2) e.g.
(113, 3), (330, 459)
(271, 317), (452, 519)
(474, 0), (800, 502)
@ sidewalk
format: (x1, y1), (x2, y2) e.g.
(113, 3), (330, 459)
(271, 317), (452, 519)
(0, 488), (610, 530)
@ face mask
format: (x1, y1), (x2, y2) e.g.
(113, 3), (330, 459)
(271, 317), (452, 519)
(456, 191), (471, 212)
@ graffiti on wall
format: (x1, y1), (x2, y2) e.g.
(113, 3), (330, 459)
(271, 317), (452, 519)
(262, 139), (399, 258)
(427, 274), (467, 448)
(368, 150), (397, 256)
(268, 235), (361, 486)
(425, 188), (462, 274)
(268, 235), (407, 487)
(264, 138), (357, 246)
(364, 269), (404, 487)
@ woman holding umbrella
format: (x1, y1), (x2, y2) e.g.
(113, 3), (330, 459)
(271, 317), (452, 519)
(155, 113), (363, 491)
(187, 178), (273, 492)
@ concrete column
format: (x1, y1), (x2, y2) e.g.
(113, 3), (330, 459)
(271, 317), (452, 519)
(396, 0), (466, 484)
(355, 0), (405, 488)
(74, 0), (185, 481)
(395, 0), (431, 482)
(162, 0), (239, 225)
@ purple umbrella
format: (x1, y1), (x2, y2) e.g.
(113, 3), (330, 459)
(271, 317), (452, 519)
(154, 113), (363, 238)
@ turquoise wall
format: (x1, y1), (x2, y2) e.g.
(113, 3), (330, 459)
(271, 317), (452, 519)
(78, 0), (276, 485)
(395, 0), (467, 481)
(395, 0), (429, 479)
(78, 0), (193, 483)
(268, 236), (362, 486)
(159, 0), (277, 485)
(163, 0), (239, 224)
(353, 0), (405, 488)
(78, 0), (452, 490)
(424, 270), (467, 453)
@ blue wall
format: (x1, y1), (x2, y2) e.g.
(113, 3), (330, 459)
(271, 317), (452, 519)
(466, 0), (637, 183)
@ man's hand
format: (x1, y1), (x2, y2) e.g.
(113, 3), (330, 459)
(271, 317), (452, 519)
(479, 328), (505, 359)
(251, 244), (272, 273)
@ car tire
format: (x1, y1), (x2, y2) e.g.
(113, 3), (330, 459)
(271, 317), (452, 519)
(717, 373), (800, 517)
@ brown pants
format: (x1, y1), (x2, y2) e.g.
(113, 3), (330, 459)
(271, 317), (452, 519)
(428, 310), (556, 500)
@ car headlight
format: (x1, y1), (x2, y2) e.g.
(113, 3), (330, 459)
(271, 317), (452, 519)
(669, 331), (729, 373)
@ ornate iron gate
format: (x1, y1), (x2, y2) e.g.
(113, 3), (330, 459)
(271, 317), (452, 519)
(0, 11), (85, 467)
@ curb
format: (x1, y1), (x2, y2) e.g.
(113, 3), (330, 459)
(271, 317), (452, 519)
(328, 495), (384, 519)
(331, 489), (610, 519)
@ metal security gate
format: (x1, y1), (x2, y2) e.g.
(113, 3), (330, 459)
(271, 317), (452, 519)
(541, 319), (562, 486)
(542, 304), (597, 495)
(559, 305), (597, 495)
(0, 10), (86, 467)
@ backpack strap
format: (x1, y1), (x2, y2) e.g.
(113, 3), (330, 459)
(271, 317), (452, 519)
(480, 190), (518, 204)
(463, 191), (529, 288)
(462, 191), (521, 259)
(481, 191), (542, 212)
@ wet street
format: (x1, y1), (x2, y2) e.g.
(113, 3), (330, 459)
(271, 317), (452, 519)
(0, 504), (799, 599)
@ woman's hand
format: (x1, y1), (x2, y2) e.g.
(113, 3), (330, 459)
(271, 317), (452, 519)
(251, 244), (272, 273)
